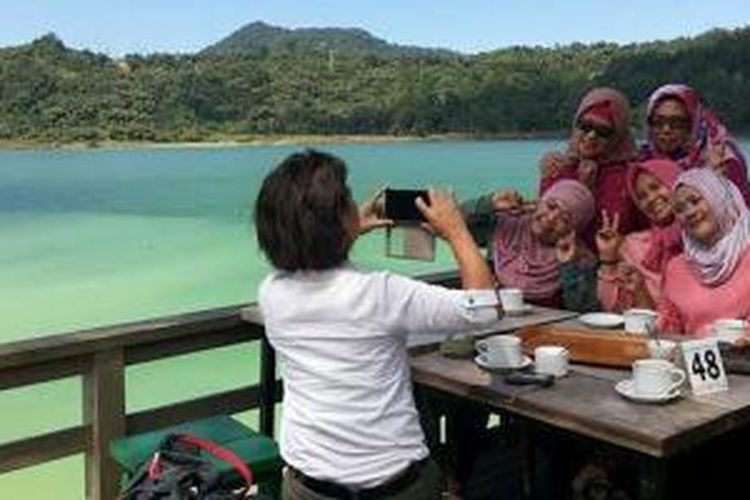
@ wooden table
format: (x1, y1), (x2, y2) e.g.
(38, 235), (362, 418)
(406, 306), (578, 349)
(411, 343), (750, 498)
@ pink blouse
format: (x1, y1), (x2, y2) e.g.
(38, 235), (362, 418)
(657, 248), (750, 336)
(598, 230), (664, 312)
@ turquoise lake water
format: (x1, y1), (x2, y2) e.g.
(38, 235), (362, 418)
(1, 139), (747, 498)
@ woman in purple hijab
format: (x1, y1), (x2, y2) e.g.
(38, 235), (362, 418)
(492, 179), (599, 311)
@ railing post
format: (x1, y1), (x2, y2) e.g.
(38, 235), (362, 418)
(83, 349), (125, 500)
(259, 333), (276, 437)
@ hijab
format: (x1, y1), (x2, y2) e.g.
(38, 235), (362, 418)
(645, 84), (747, 172)
(493, 180), (594, 299)
(676, 169), (750, 286)
(571, 87), (638, 165)
(625, 159), (683, 272)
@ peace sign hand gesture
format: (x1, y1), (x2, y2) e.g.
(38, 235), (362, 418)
(596, 210), (622, 264)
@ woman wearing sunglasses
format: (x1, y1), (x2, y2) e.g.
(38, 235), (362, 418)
(641, 83), (750, 205)
(539, 87), (646, 243)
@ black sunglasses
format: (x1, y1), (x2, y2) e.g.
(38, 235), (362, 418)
(648, 115), (691, 131)
(576, 120), (615, 139)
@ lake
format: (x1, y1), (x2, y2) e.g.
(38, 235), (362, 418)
(1, 139), (747, 498)
(0, 139), (555, 498)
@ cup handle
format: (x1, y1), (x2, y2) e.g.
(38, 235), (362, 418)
(476, 341), (488, 353)
(668, 368), (686, 392)
(478, 353), (488, 364)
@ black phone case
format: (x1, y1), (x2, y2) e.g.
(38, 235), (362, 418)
(385, 189), (428, 222)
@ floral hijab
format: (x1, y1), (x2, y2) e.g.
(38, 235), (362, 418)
(644, 84), (746, 172)
(675, 168), (750, 286)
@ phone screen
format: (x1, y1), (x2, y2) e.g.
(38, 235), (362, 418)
(384, 189), (428, 222)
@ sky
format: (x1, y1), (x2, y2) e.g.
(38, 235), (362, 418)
(1, 0), (749, 56)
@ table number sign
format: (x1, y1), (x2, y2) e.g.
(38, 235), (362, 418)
(680, 338), (729, 395)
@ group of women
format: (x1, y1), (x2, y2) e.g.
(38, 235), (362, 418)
(485, 83), (750, 337)
(254, 82), (750, 500)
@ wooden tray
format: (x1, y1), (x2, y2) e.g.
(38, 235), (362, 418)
(519, 325), (649, 367)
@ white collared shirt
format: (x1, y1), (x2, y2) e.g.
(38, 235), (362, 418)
(259, 264), (497, 488)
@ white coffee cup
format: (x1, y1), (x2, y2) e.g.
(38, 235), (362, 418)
(624, 309), (658, 335)
(713, 319), (747, 343)
(476, 335), (522, 368)
(647, 339), (677, 360)
(499, 288), (524, 311)
(534, 345), (569, 377)
(632, 359), (685, 397)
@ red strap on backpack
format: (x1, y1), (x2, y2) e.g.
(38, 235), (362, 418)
(174, 434), (254, 488)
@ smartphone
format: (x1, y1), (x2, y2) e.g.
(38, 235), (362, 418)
(384, 189), (429, 222)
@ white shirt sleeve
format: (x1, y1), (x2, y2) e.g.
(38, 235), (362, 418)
(375, 272), (499, 335)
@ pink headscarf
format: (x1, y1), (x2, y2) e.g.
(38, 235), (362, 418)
(542, 179), (596, 233)
(645, 84), (747, 172)
(675, 169), (750, 286)
(570, 88), (638, 165)
(626, 159), (683, 272)
(492, 180), (594, 300)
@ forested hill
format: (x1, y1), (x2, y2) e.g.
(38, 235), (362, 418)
(201, 21), (456, 58)
(1, 25), (749, 144)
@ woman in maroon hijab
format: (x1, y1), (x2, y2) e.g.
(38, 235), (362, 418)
(540, 88), (646, 242)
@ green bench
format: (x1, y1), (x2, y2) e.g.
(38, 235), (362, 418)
(110, 415), (282, 497)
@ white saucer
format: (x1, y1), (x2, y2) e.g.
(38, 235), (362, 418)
(475, 354), (532, 372)
(578, 312), (624, 329)
(504, 304), (534, 316)
(614, 379), (681, 404)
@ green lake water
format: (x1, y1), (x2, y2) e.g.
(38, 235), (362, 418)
(1, 139), (747, 498)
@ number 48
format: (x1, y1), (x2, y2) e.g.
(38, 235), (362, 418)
(691, 350), (722, 381)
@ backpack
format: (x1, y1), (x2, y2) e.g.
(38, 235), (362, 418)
(119, 433), (256, 500)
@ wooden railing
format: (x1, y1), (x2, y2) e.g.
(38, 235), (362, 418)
(0, 269), (459, 499)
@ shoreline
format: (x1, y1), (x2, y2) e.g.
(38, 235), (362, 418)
(0, 132), (566, 151)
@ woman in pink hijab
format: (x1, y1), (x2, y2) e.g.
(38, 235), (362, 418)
(597, 159), (683, 311)
(540, 88), (646, 242)
(641, 83), (750, 204)
(658, 169), (750, 337)
(493, 179), (598, 311)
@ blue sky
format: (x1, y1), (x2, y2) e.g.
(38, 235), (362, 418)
(1, 0), (749, 56)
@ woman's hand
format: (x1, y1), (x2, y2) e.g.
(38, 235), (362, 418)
(596, 210), (622, 264)
(540, 152), (569, 179)
(705, 141), (729, 176)
(577, 159), (599, 188)
(615, 262), (654, 308)
(415, 188), (469, 242)
(418, 188), (495, 290)
(555, 231), (578, 264)
(491, 190), (532, 215)
(357, 188), (393, 234)
(614, 262), (644, 291)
